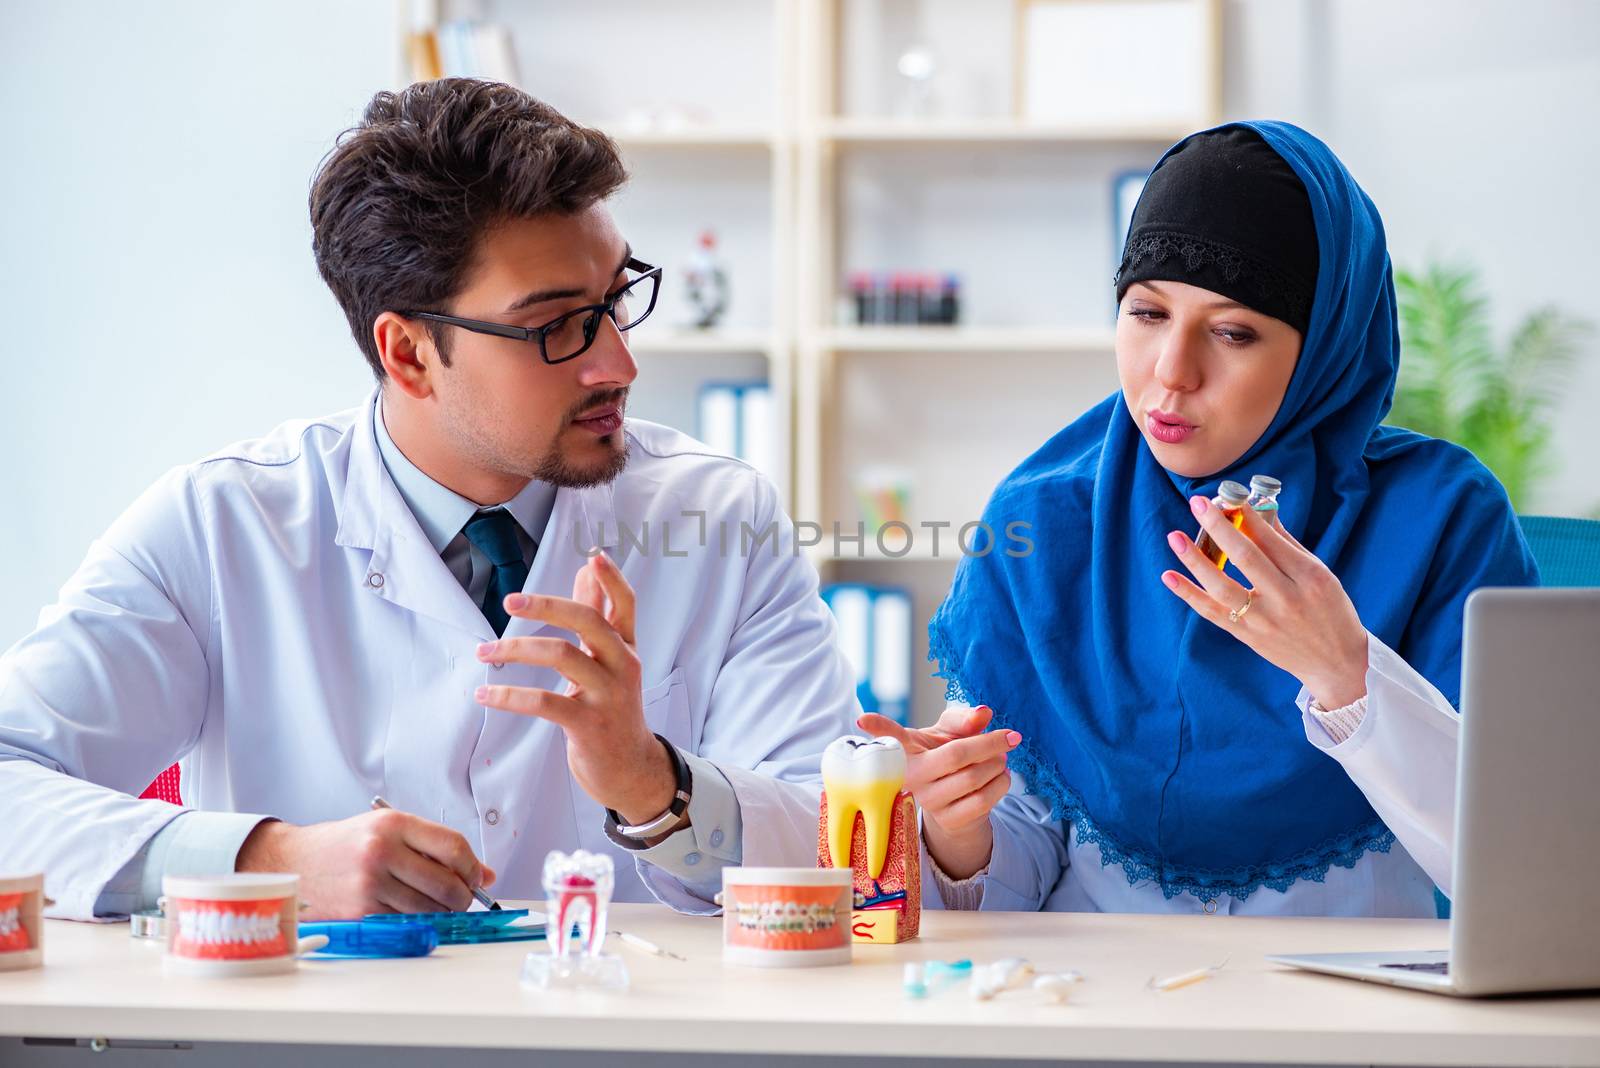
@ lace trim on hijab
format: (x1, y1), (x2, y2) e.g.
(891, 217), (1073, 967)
(928, 624), (1396, 903)
(1115, 229), (1315, 332)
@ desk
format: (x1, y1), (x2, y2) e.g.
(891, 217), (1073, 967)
(2, 906), (1597, 1066)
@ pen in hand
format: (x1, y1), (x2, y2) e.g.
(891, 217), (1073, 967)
(369, 795), (502, 911)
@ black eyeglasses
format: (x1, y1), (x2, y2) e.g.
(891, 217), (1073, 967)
(402, 258), (662, 365)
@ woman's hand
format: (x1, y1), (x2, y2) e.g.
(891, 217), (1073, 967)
(857, 705), (1021, 880)
(1162, 497), (1369, 709)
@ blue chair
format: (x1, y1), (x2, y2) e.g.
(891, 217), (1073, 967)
(1518, 514), (1600, 587)
(1434, 513), (1600, 919)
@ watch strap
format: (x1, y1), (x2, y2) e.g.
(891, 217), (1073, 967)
(604, 734), (693, 850)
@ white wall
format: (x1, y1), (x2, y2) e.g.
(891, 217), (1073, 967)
(0, 1), (392, 644)
(2, 0), (1596, 647)
(1221, 0), (1600, 516)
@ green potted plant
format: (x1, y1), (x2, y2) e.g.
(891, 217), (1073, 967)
(1386, 262), (1592, 513)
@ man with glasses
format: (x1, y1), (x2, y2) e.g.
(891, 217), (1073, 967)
(0, 80), (859, 920)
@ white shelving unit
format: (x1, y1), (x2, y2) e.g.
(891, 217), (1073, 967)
(626, 327), (782, 356)
(402, 0), (1220, 724)
(599, 125), (779, 151)
(820, 116), (1205, 145)
(791, 0), (1220, 724)
(819, 325), (1117, 352)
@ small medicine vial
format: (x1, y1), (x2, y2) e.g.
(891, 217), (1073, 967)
(1195, 481), (1250, 569)
(1248, 475), (1283, 515)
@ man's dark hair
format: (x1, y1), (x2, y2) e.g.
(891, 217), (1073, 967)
(310, 78), (628, 379)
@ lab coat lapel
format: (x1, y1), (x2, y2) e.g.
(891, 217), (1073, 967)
(335, 394), (495, 643)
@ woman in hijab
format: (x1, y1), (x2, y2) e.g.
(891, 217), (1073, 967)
(861, 121), (1539, 916)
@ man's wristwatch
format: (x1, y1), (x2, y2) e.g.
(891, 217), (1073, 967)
(603, 733), (693, 850)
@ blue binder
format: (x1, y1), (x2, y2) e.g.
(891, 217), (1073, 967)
(820, 583), (913, 725)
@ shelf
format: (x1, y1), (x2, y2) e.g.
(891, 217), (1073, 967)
(628, 329), (779, 355)
(593, 122), (777, 150)
(820, 117), (1193, 146)
(817, 326), (1116, 353)
(591, 118), (1187, 149)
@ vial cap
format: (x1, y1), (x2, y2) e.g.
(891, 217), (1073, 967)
(1249, 475), (1282, 494)
(1217, 481), (1250, 504)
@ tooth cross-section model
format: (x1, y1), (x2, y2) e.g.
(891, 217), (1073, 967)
(817, 735), (921, 944)
(543, 849), (614, 960)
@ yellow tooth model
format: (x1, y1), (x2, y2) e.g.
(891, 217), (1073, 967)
(817, 736), (922, 944)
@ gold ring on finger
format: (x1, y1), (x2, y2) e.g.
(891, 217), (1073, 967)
(1229, 588), (1256, 624)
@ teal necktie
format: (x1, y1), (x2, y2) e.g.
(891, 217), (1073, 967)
(462, 509), (532, 637)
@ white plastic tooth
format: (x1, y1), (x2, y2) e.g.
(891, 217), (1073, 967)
(0, 906), (17, 936)
(821, 736), (907, 878)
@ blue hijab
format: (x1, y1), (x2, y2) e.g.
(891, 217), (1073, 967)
(928, 121), (1539, 901)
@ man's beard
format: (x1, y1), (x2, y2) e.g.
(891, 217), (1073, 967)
(530, 387), (630, 489)
(533, 430), (629, 488)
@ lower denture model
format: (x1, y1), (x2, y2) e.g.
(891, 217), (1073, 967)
(168, 898), (290, 961)
(0, 894), (31, 954)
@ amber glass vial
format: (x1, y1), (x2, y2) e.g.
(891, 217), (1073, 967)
(1194, 480), (1250, 568)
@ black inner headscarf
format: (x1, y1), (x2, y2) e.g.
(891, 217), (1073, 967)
(1114, 126), (1319, 335)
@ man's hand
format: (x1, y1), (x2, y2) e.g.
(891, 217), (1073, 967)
(235, 810), (494, 919)
(474, 550), (677, 826)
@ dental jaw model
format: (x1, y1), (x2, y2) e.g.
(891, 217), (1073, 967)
(719, 867), (854, 967)
(160, 874), (327, 976)
(0, 873), (45, 972)
(521, 849), (629, 991)
(817, 735), (921, 944)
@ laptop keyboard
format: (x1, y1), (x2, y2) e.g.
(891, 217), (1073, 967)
(1380, 961), (1450, 975)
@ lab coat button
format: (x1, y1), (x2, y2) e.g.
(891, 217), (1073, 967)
(684, 852), (701, 866)
(709, 830), (724, 848)
(485, 808), (500, 826)
(1203, 899), (1218, 914)
(366, 572), (384, 589)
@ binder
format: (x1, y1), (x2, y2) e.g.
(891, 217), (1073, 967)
(695, 381), (773, 482)
(820, 583), (913, 725)
(696, 383), (740, 457)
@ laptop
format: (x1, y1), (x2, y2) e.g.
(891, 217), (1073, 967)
(1268, 587), (1600, 997)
